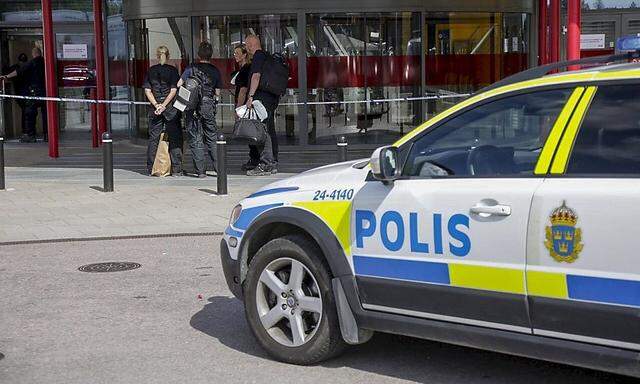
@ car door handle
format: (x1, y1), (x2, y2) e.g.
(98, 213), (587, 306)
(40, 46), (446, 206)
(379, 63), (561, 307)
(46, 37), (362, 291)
(470, 204), (511, 217)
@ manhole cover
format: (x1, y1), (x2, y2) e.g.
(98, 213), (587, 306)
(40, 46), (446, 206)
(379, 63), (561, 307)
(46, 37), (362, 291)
(78, 262), (141, 273)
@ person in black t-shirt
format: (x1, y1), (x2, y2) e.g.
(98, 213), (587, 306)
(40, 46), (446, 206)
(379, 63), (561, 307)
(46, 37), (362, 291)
(143, 45), (181, 176)
(178, 41), (222, 178)
(245, 35), (280, 176)
(1, 47), (47, 143)
(233, 44), (251, 108)
(231, 44), (256, 171)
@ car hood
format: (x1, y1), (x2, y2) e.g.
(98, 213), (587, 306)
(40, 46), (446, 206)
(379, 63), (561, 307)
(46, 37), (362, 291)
(252, 159), (370, 194)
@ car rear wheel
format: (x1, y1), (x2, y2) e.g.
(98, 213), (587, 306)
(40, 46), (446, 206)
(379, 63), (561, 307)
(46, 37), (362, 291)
(243, 235), (346, 364)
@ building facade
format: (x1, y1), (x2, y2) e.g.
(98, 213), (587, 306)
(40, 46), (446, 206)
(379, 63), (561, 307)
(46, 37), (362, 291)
(1, 0), (639, 153)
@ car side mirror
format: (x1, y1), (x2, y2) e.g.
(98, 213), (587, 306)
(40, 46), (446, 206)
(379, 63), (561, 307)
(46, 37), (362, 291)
(370, 145), (400, 182)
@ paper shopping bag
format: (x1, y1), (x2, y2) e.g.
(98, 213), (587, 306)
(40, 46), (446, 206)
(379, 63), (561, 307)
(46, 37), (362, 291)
(151, 133), (171, 177)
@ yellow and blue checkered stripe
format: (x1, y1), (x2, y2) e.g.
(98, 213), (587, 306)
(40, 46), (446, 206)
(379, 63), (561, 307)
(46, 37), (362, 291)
(527, 270), (640, 307)
(354, 256), (640, 308)
(353, 256), (525, 294)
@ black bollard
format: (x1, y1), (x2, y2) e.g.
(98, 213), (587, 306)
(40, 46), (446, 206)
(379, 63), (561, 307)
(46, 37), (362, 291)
(102, 132), (114, 192)
(216, 133), (227, 195)
(337, 135), (348, 163)
(0, 136), (5, 191)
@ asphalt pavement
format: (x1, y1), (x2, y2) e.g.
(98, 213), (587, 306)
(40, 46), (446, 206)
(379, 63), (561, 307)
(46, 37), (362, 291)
(0, 236), (634, 384)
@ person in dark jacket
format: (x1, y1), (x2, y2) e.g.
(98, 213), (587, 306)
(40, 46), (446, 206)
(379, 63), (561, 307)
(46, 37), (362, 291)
(177, 41), (222, 178)
(143, 45), (182, 176)
(3, 54), (28, 137)
(1, 48), (47, 143)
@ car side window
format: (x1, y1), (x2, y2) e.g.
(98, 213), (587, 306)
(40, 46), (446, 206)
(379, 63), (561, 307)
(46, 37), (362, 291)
(404, 89), (574, 177)
(566, 84), (640, 175)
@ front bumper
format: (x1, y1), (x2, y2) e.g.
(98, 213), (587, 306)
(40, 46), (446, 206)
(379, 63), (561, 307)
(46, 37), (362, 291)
(220, 238), (243, 299)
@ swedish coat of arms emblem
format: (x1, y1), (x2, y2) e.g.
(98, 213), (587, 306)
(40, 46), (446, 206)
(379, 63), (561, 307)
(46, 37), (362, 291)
(544, 201), (583, 263)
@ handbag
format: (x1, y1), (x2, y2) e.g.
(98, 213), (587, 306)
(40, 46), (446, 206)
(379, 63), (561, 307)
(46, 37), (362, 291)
(151, 132), (171, 177)
(232, 110), (267, 144)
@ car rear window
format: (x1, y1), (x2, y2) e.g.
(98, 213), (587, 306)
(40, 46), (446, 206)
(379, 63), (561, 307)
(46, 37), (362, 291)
(567, 84), (640, 175)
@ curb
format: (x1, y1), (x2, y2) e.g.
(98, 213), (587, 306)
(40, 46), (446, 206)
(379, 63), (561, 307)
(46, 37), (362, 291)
(0, 231), (224, 246)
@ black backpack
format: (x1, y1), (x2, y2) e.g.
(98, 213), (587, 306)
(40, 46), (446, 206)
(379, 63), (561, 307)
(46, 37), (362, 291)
(258, 52), (289, 97)
(174, 65), (212, 111)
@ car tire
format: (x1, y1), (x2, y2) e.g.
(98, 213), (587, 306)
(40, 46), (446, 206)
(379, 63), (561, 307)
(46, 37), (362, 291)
(243, 235), (347, 365)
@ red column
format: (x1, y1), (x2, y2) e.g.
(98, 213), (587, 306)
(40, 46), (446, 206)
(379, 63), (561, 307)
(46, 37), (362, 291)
(41, 0), (59, 158)
(567, 0), (582, 62)
(550, 0), (560, 63)
(539, 0), (548, 65)
(93, 0), (107, 140)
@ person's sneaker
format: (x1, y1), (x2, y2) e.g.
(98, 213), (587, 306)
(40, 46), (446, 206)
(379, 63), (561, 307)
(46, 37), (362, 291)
(271, 166), (278, 174)
(241, 160), (258, 171)
(171, 172), (182, 177)
(197, 173), (207, 178)
(247, 164), (273, 176)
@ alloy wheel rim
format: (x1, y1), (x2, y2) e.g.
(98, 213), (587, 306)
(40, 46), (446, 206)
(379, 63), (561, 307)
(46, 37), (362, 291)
(255, 257), (323, 347)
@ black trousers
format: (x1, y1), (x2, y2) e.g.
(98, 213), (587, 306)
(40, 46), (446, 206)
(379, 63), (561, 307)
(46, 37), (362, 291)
(186, 97), (217, 175)
(249, 100), (278, 165)
(23, 100), (47, 139)
(147, 111), (183, 174)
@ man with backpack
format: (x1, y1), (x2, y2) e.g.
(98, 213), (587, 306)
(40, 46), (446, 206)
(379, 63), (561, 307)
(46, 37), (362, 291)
(244, 35), (287, 176)
(176, 41), (222, 178)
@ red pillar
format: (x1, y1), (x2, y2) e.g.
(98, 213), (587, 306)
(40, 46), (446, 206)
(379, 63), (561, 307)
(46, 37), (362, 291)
(539, 0), (548, 65)
(567, 0), (582, 62)
(93, 0), (108, 140)
(41, 0), (59, 158)
(550, 0), (560, 63)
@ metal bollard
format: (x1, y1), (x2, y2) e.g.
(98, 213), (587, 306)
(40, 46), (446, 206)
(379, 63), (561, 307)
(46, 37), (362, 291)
(216, 133), (228, 195)
(337, 135), (348, 163)
(0, 136), (5, 191)
(102, 132), (114, 192)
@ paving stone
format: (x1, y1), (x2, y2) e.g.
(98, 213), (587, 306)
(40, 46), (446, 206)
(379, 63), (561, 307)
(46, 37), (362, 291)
(0, 167), (286, 242)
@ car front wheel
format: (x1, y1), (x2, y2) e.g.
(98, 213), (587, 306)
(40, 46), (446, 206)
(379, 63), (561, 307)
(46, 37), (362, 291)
(243, 235), (346, 364)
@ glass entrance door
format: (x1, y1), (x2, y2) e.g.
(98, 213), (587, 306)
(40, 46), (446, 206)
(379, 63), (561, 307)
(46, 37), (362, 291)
(424, 12), (530, 117)
(192, 14), (300, 144)
(0, 29), (44, 140)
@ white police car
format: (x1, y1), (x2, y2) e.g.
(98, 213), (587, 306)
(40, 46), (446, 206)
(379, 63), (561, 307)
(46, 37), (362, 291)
(220, 55), (640, 377)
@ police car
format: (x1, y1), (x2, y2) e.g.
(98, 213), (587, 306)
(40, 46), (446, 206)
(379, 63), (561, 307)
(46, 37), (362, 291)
(220, 52), (640, 377)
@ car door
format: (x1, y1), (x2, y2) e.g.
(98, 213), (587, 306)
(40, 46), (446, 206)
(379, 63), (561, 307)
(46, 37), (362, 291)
(351, 86), (582, 333)
(527, 83), (640, 350)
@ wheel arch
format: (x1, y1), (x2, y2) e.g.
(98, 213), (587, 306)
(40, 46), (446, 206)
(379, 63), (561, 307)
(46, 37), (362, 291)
(238, 206), (353, 286)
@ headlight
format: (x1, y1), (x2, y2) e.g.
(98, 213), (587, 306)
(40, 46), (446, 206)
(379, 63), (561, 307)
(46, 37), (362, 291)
(229, 204), (242, 227)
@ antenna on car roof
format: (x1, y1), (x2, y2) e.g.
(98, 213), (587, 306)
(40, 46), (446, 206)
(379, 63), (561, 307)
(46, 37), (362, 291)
(479, 50), (640, 94)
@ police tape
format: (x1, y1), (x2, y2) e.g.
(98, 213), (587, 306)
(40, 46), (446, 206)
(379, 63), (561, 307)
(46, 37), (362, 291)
(0, 92), (470, 108)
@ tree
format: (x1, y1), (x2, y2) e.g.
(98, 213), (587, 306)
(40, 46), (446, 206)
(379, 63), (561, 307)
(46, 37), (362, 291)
(595, 0), (605, 9)
(582, 0), (591, 10)
(631, 1), (638, 8)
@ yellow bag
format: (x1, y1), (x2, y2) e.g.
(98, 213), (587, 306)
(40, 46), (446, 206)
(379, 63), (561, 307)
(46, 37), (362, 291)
(151, 133), (171, 177)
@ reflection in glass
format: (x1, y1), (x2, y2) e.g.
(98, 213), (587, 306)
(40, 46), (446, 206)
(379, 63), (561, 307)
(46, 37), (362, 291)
(307, 12), (422, 145)
(106, 0), (128, 136)
(192, 15), (299, 144)
(424, 12), (530, 118)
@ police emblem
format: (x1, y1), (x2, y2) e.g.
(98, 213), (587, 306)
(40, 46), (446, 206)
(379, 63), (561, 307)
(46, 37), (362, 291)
(544, 201), (583, 263)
